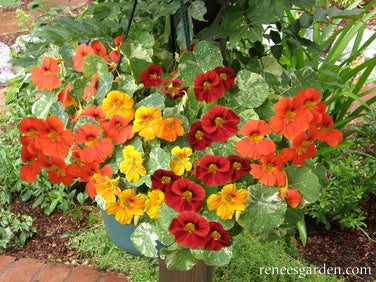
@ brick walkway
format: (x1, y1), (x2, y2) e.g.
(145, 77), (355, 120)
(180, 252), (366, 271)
(0, 255), (129, 282)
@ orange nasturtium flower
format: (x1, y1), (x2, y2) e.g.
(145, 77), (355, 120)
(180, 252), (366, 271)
(132, 106), (163, 140)
(145, 189), (165, 219)
(30, 57), (61, 90)
(157, 117), (184, 142)
(102, 90), (135, 122)
(106, 188), (147, 225)
(73, 43), (94, 72)
(92, 173), (121, 204)
(207, 183), (248, 220)
(119, 145), (147, 182)
(250, 153), (286, 187)
(169, 146), (192, 176)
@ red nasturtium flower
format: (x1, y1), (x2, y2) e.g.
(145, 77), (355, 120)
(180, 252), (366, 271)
(187, 121), (212, 150)
(250, 153), (286, 187)
(269, 97), (309, 139)
(45, 156), (74, 185)
(90, 40), (109, 63)
(201, 105), (240, 142)
(213, 66), (236, 91)
(34, 116), (75, 159)
(227, 155), (251, 181)
(151, 169), (181, 192)
(193, 70), (225, 103)
(20, 147), (48, 182)
(235, 119), (276, 160)
(157, 117), (184, 142)
(73, 43), (94, 72)
(168, 211), (210, 248)
(195, 155), (231, 186)
(75, 123), (113, 163)
(309, 112), (343, 147)
(205, 222), (231, 251)
(164, 178), (206, 213)
(101, 115), (134, 144)
(30, 57), (61, 90)
(161, 78), (188, 100)
(140, 64), (163, 88)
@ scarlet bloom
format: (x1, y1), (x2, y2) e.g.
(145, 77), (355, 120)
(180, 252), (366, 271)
(187, 121), (212, 150)
(250, 153), (286, 187)
(195, 155), (231, 186)
(140, 64), (163, 88)
(205, 222), (231, 251)
(46, 156), (74, 185)
(235, 119), (276, 160)
(269, 97), (309, 139)
(78, 105), (106, 123)
(227, 155), (251, 181)
(58, 84), (77, 110)
(165, 178), (206, 213)
(201, 105), (240, 142)
(194, 70), (225, 103)
(280, 131), (317, 166)
(309, 112), (343, 147)
(30, 57), (61, 90)
(75, 123), (113, 163)
(151, 169), (181, 192)
(73, 43), (94, 72)
(101, 115), (134, 144)
(83, 72), (99, 102)
(213, 66), (236, 91)
(157, 118), (184, 142)
(90, 40), (109, 63)
(34, 116), (75, 159)
(161, 79), (188, 100)
(284, 189), (301, 208)
(168, 211), (210, 248)
(20, 147), (48, 182)
(295, 88), (326, 124)
(19, 117), (44, 155)
(207, 183), (248, 220)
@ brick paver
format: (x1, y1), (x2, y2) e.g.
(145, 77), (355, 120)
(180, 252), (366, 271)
(0, 257), (44, 282)
(67, 265), (103, 282)
(34, 262), (74, 282)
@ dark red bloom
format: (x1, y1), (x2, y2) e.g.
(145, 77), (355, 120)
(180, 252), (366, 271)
(201, 105), (240, 142)
(161, 78), (188, 100)
(168, 211), (210, 248)
(140, 64), (163, 88)
(193, 70), (225, 103)
(187, 121), (212, 150)
(227, 155), (251, 181)
(213, 66), (236, 91)
(205, 222), (231, 251)
(151, 169), (181, 192)
(165, 178), (205, 212)
(195, 155), (231, 186)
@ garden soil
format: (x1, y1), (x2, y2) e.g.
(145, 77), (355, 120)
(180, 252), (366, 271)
(1, 1), (375, 282)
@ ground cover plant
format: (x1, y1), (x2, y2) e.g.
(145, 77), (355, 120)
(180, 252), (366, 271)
(1, 0), (375, 280)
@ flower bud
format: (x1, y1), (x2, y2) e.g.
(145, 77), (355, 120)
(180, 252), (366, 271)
(285, 189), (301, 208)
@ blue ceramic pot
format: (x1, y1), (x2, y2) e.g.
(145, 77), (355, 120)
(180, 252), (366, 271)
(101, 209), (142, 256)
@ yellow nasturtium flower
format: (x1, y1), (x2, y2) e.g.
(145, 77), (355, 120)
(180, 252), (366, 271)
(92, 173), (121, 204)
(119, 145), (146, 182)
(145, 189), (165, 219)
(169, 146), (192, 176)
(207, 183), (248, 220)
(132, 106), (162, 140)
(101, 90), (135, 122)
(106, 188), (146, 225)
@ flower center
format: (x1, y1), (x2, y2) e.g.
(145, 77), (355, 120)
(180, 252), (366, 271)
(195, 130), (204, 140)
(161, 176), (171, 184)
(211, 230), (221, 241)
(285, 110), (296, 121)
(44, 70), (51, 76)
(184, 222), (195, 232)
(115, 122), (123, 130)
(150, 72), (159, 80)
(232, 161), (241, 170)
(27, 129), (38, 138)
(262, 163), (275, 172)
(86, 136), (99, 147)
(249, 133), (263, 143)
(304, 100), (315, 109)
(208, 163), (218, 172)
(48, 130), (58, 141)
(214, 117), (224, 126)
(183, 190), (193, 201)
(203, 81), (211, 90)
(219, 73), (228, 81)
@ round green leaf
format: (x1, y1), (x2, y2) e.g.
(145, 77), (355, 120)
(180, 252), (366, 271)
(285, 166), (320, 203)
(235, 70), (269, 108)
(131, 222), (159, 258)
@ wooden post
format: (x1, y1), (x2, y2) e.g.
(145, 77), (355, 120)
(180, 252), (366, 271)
(159, 260), (213, 282)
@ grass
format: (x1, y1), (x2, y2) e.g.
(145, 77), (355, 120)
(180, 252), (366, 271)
(71, 213), (341, 282)
(0, 0), (21, 9)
